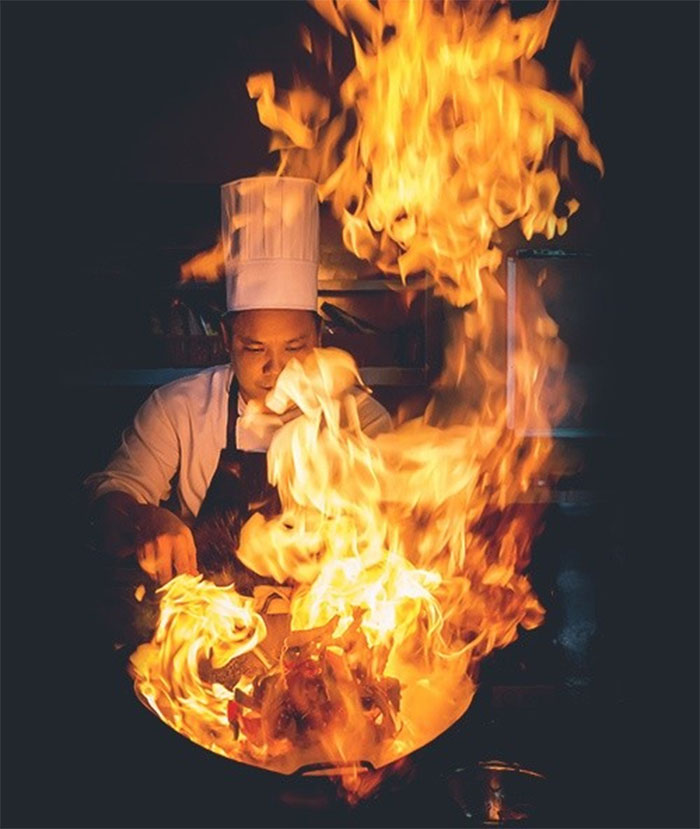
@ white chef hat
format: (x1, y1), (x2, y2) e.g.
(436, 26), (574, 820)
(221, 176), (319, 312)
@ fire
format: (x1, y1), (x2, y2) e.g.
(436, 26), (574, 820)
(249, 0), (603, 306)
(130, 576), (267, 758)
(136, 0), (602, 800)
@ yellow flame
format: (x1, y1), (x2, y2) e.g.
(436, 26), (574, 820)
(250, 0), (602, 306)
(130, 576), (266, 754)
(143, 0), (603, 796)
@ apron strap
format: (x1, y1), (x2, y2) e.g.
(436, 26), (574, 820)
(193, 376), (281, 589)
(225, 376), (240, 451)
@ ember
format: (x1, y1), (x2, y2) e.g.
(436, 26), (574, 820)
(131, 0), (602, 799)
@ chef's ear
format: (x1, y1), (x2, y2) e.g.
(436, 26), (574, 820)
(219, 312), (237, 354)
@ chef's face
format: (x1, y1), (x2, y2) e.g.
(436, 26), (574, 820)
(225, 309), (319, 403)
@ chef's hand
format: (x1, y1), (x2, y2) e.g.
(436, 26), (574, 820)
(132, 504), (198, 586)
(92, 491), (198, 586)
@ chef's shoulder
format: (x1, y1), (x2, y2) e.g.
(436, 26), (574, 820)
(149, 364), (232, 420)
(349, 387), (393, 438)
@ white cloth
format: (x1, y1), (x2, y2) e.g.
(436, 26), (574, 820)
(85, 364), (392, 520)
(222, 177), (319, 311)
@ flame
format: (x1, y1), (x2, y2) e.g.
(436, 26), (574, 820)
(130, 576), (267, 758)
(139, 0), (602, 800)
(250, 0), (602, 306)
(180, 237), (224, 283)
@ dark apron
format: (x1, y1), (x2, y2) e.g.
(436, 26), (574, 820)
(98, 379), (281, 651)
(192, 378), (281, 590)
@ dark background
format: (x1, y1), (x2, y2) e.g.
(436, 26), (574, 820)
(2, 2), (698, 827)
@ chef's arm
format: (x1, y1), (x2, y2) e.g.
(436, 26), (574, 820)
(86, 388), (198, 585)
(92, 490), (198, 586)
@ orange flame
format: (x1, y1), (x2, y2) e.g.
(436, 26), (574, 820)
(130, 576), (267, 759)
(141, 0), (602, 799)
(179, 236), (224, 283)
(250, 0), (602, 305)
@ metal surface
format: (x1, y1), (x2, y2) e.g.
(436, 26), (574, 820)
(446, 760), (549, 826)
(505, 249), (613, 440)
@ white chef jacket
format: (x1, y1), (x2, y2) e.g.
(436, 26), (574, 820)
(85, 364), (392, 521)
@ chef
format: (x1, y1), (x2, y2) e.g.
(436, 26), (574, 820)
(87, 177), (391, 586)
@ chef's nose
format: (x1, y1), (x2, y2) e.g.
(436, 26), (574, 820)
(263, 349), (284, 377)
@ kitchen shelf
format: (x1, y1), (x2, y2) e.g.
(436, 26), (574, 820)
(168, 276), (433, 295)
(361, 367), (428, 385)
(318, 277), (432, 293)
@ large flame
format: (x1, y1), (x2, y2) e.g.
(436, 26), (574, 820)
(249, 0), (602, 306)
(139, 0), (602, 799)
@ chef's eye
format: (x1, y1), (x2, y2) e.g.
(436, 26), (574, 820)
(286, 343), (306, 352)
(244, 346), (264, 353)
